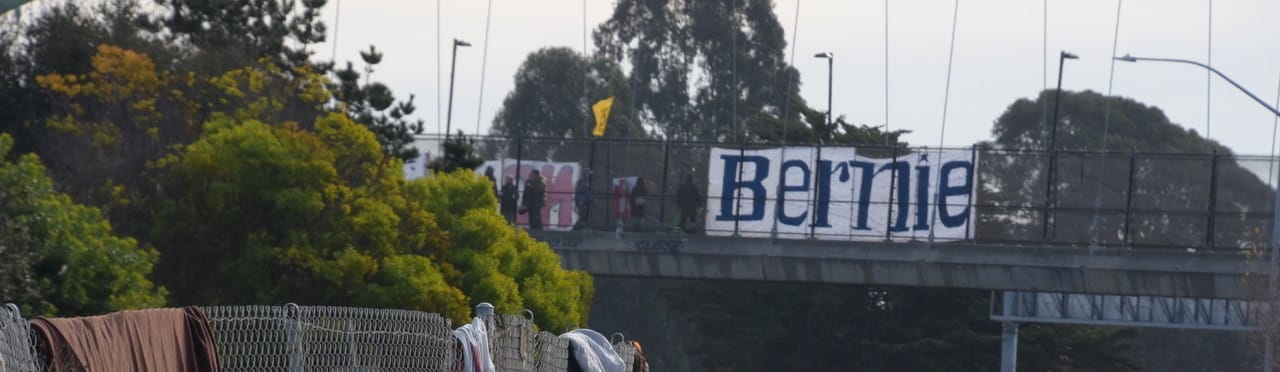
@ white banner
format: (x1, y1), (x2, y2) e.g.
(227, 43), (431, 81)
(706, 147), (977, 241)
(477, 159), (582, 231)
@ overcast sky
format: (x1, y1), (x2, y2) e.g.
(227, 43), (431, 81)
(315, 0), (1280, 155)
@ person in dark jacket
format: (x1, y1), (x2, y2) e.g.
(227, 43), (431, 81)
(629, 177), (647, 231)
(574, 177), (592, 230)
(499, 176), (519, 224)
(675, 174), (702, 233)
(483, 166), (498, 198)
(522, 170), (547, 230)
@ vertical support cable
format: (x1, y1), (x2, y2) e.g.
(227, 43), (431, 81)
(927, 0), (960, 247)
(1042, 0), (1048, 145)
(770, 0), (802, 240)
(436, 0), (443, 135)
(582, 0), (590, 137)
(474, 0), (495, 135)
(884, 0), (891, 145)
(330, 0), (341, 62)
(1206, 0), (1213, 138)
(1088, 0), (1125, 253)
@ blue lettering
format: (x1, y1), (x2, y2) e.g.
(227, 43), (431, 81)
(848, 161), (876, 230)
(938, 161), (974, 227)
(812, 160), (850, 228)
(914, 164), (930, 230)
(881, 161), (912, 232)
(716, 155), (770, 221)
(777, 160), (810, 226)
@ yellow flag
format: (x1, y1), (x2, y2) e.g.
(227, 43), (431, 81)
(592, 97), (615, 137)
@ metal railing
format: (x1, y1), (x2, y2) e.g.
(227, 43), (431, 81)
(443, 134), (1280, 252)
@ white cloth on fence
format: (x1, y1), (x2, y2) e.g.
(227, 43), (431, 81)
(452, 317), (496, 372)
(558, 329), (626, 372)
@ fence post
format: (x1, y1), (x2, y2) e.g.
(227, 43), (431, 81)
(885, 146), (900, 242)
(1042, 149), (1058, 243)
(285, 303), (302, 372)
(588, 139), (598, 230)
(659, 141), (671, 231)
(733, 141), (746, 237)
(1207, 151), (1220, 250)
(1123, 150), (1136, 246)
(966, 145), (978, 241)
(809, 143), (824, 239)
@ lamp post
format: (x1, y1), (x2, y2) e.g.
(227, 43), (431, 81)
(1116, 53), (1280, 372)
(445, 38), (471, 140)
(815, 52), (834, 142)
(1042, 51), (1079, 242)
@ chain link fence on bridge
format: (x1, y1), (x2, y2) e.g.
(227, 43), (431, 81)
(459, 134), (1280, 252)
(0, 303), (639, 372)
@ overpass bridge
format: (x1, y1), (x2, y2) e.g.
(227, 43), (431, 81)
(533, 230), (1265, 300)
(451, 135), (1280, 301)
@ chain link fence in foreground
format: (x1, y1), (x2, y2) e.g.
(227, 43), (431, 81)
(0, 303), (639, 372)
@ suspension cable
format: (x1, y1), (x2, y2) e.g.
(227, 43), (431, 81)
(1088, 0), (1125, 251)
(927, 0), (960, 245)
(1206, 0), (1213, 138)
(436, 0), (443, 135)
(474, 0), (494, 135)
(884, 0), (890, 145)
(1042, 0), (1048, 145)
(330, 0), (341, 62)
(771, 0), (803, 238)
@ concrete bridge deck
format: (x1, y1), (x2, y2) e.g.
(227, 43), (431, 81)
(531, 230), (1268, 300)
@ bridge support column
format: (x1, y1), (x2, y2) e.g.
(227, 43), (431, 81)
(1001, 291), (1018, 372)
(1001, 322), (1018, 372)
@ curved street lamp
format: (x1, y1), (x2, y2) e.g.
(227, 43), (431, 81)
(1116, 53), (1280, 372)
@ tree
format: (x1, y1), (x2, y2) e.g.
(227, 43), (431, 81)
(980, 90), (1272, 250)
(0, 134), (166, 316)
(150, 0), (329, 74)
(594, 0), (802, 141)
(491, 47), (643, 141)
(149, 112), (591, 329)
(333, 45), (426, 161)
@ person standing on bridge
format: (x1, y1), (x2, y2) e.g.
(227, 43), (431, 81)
(630, 177), (648, 231)
(500, 176), (518, 224)
(574, 175), (593, 230)
(522, 170), (547, 230)
(675, 173), (701, 233)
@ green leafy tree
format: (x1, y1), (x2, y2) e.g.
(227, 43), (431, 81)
(150, 112), (591, 329)
(0, 134), (166, 316)
(594, 0), (802, 141)
(333, 45), (425, 161)
(980, 90), (1271, 249)
(491, 47), (643, 141)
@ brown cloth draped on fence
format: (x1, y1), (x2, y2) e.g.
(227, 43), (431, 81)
(30, 307), (221, 372)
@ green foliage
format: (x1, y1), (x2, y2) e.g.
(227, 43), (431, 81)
(149, 113), (590, 329)
(594, 0), (802, 141)
(407, 171), (593, 329)
(491, 47), (643, 140)
(427, 131), (486, 174)
(333, 45), (425, 161)
(0, 134), (166, 316)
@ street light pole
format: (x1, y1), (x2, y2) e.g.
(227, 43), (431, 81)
(1116, 53), (1280, 372)
(445, 38), (471, 140)
(1042, 51), (1078, 242)
(815, 52), (834, 142)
